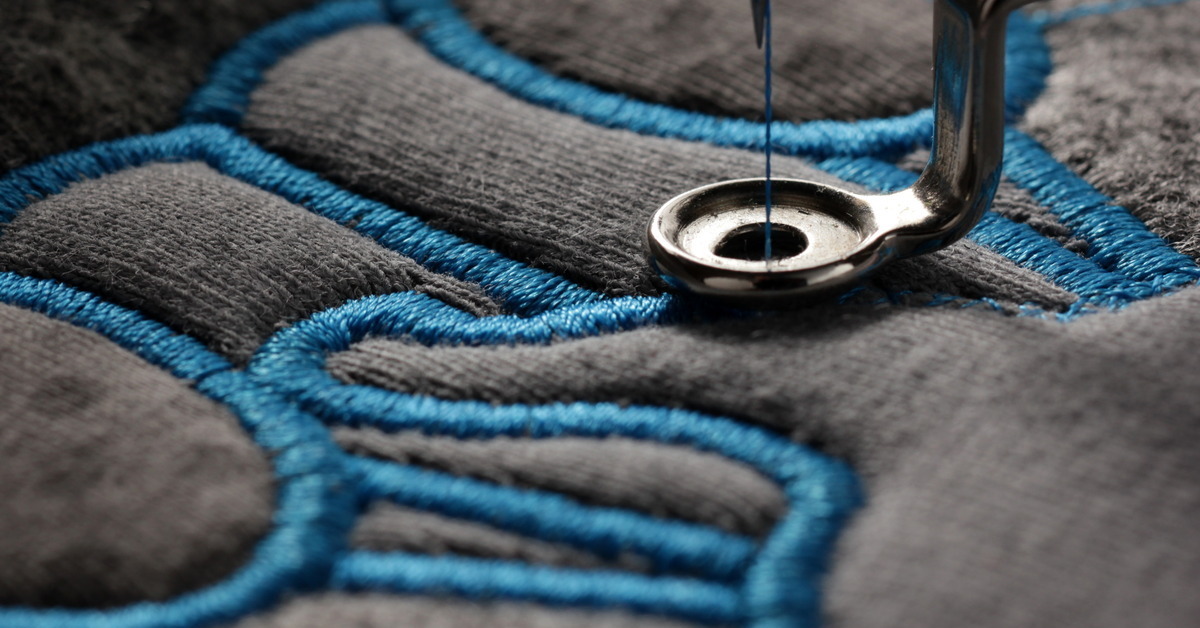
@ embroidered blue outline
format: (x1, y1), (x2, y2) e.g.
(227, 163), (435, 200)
(0, 272), (355, 628)
(245, 289), (862, 627)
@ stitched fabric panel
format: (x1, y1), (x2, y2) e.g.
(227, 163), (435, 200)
(0, 303), (274, 608)
(0, 161), (498, 362)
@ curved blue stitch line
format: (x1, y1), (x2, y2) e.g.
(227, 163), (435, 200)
(0, 272), (355, 628)
(1002, 130), (1200, 294)
(0, 124), (602, 315)
(350, 456), (758, 582)
(332, 551), (743, 624)
(246, 290), (862, 627)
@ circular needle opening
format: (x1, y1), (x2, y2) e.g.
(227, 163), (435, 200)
(714, 223), (807, 261)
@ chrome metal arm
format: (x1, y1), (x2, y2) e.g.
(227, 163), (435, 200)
(647, 0), (1039, 306)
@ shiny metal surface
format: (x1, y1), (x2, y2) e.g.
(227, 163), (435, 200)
(647, 0), (1039, 307)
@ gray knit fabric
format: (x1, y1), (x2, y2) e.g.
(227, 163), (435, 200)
(334, 428), (787, 537)
(0, 161), (497, 362)
(241, 25), (1072, 308)
(0, 0), (319, 171)
(232, 594), (699, 628)
(352, 503), (652, 573)
(2, 0), (1199, 627)
(0, 303), (273, 608)
(455, 0), (933, 123)
(1023, 2), (1200, 258)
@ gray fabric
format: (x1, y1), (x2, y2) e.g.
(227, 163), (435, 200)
(3, 1), (1199, 626)
(231, 594), (700, 628)
(0, 161), (498, 362)
(0, 0), (319, 172)
(1023, 1), (1200, 258)
(328, 286), (1200, 628)
(455, 0), (933, 123)
(352, 503), (651, 573)
(241, 25), (1072, 308)
(334, 428), (786, 537)
(0, 303), (273, 608)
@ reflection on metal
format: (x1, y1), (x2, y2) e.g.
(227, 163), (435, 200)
(647, 0), (1040, 307)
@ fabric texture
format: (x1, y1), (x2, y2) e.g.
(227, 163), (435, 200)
(0, 303), (274, 608)
(1, 0), (1199, 627)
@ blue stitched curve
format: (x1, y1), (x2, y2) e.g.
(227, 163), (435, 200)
(245, 289), (862, 627)
(350, 456), (758, 582)
(0, 272), (355, 628)
(0, 124), (601, 316)
(332, 551), (744, 624)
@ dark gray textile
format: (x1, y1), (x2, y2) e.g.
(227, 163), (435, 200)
(1023, 2), (1200, 258)
(241, 25), (1072, 308)
(3, 0), (1200, 626)
(0, 303), (273, 608)
(352, 503), (651, 573)
(329, 286), (1200, 628)
(232, 594), (699, 628)
(334, 428), (786, 537)
(0, 161), (498, 362)
(457, 0), (933, 123)
(0, 0), (319, 171)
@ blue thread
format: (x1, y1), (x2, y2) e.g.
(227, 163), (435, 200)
(1030, 0), (1197, 26)
(0, 273), (354, 628)
(0, 124), (601, 315)
(349, 456), (757, 582)
(762, 0), (773, 261)
(246, 289), (861, 627)
(1003, 130), (1200, 294)
(332, 551), (743, 624)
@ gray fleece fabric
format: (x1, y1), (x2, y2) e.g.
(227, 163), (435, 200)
(2, 0), (1200, 627)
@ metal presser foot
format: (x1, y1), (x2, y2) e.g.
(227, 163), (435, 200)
(646, 0), (1039, 307)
